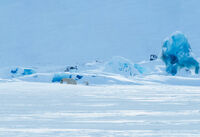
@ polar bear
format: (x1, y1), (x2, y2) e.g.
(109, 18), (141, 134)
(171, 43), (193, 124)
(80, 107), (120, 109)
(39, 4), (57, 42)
(60, 78), (77, 85)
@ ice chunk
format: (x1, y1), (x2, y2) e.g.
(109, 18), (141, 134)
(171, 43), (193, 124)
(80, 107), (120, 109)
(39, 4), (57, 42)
(52, 73), (72, 82)
(11, 67), (36, 77)
(134, 60), (165, 75)
(22, 68), (36, 75)
(161, 31), (199, 75)
(134, 64), (146, 74)
(64, 66), (78, 72)
(103, 56), (140, 76)
(150, 54), (158, 61)
(76, 75), (83, 80)
(11, 68), (18, 74)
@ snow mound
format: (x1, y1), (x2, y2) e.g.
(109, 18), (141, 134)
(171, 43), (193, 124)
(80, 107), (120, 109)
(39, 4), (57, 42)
(161, 31), (199, 75)
(135, 60), (165, 75)
(103, 56), (165, 76)
(52, 73), (72, 82)
(103, 56), (140, 76)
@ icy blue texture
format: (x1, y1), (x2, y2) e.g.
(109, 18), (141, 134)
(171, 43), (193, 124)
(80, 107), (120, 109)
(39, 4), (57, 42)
(161, 32), (199, 75)
(52, 73), (84, 82)
(22, 69), (36, 75)
(52, 73), (72, 83)
(104, 56), (136, 76)
(76, 75), (83, 80)
(11, 67), (35, 77)
(11, 68), (18, 74)
(134, 64), (146, 74)
(104, 56), (148, 76)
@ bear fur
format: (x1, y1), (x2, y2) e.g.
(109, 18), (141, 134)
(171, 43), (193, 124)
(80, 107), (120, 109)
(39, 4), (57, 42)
(60, 78), (77, 85)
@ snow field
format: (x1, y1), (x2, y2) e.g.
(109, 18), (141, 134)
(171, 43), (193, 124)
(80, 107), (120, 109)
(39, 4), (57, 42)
(0, 82), (200, 136)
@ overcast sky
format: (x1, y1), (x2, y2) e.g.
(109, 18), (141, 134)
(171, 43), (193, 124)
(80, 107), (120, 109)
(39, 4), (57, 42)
(0, 0), (199, 66)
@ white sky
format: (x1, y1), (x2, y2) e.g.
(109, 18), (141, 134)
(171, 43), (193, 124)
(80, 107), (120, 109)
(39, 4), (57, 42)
(0, 0), (199, 66)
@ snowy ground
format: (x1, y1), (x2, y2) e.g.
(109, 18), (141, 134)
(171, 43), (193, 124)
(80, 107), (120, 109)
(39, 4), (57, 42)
(0, 81), (200, 137)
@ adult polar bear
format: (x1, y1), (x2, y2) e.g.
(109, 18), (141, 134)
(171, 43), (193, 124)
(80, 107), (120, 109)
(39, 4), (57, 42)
(161, 31), (199, 75)
(60, 78), (77, 85)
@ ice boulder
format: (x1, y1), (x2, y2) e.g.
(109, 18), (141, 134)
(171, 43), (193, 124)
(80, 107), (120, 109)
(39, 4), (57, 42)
(52, 73), (83, 82)
(64, 66), (78, 72)
(11, 68), (18, 74)
(52, 73), (72, 82)
(22, 69), (36, 75)
(161, 31), (199, 75)
(150, 54), (158, 61)
(103, 56), (142, 76)
(11, 67), (36, 77)
(134, 60), (165, 75)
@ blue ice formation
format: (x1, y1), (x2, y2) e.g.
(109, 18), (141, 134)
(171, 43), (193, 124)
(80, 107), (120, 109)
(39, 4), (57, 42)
(22, 68), (36, 75)
(104, 56), (135, 76)
(52, 73), (72, 82)
(161, 31), (199, 75)
(76, 75), (83, 80)
(11, 67), (36, 77)
(104, 56), (145, 76)
(11, 68), (18, 74)
(134, 64), (146, 74)
(52, 73), (84, 82)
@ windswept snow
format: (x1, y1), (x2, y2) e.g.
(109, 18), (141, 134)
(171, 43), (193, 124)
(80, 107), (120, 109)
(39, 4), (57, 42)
(0, 82), (200, 136)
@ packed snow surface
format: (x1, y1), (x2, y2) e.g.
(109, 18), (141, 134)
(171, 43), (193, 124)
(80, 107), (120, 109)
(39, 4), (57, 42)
(0, 81), (200, 137)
